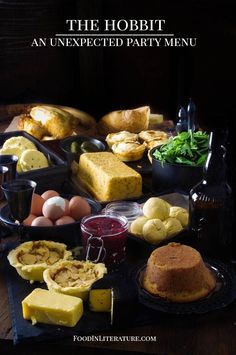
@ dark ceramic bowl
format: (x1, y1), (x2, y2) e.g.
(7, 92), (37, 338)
(151, 147), (203, 194)
(60, 136), (106, 166)
(0, 197), (101, 247)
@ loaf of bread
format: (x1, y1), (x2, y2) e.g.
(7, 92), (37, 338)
(76, 152), (142, 201)
(98, 106), (150, 135)
(17, 105), (97, 140)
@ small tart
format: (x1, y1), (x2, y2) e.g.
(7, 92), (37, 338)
(106, 131), (138, 148)
(43, 260), (107, 300)
(7, 241), (72, 283)
(139, 130), (168, 143)
(111, 141), (146, 162)
(146, 138), (168, 150)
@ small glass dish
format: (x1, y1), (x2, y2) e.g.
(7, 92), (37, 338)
(104, 201), (142, 224)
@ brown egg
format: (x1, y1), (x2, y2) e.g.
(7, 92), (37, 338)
(69, 196), (91, 221)
(41, 190), (59, 200)
(55, 216), (75, 226)
(31, 216), (53, 227)
(42, 196), (68, 220)
(31, 193), (45, 216)
(64, 199), (70, 215)
(23, 214), (37, 226)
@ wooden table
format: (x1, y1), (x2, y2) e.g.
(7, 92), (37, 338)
(1, 119), (236, 355)
(1, 235), (236, 355)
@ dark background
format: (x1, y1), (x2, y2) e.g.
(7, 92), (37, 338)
(0, 0), (235, 185)
(1, 0), (236, 121)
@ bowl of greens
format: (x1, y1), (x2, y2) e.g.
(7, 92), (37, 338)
(151, 131), (209, 193)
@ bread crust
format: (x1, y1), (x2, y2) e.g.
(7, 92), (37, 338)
(98, 106), (150, 135)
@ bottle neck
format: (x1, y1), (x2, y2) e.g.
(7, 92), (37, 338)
(203, 149), (227, 184)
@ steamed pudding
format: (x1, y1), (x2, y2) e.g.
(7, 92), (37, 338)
(143, 243), (216, 302)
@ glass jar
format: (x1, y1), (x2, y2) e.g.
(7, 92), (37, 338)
(81, 213), (129, 268)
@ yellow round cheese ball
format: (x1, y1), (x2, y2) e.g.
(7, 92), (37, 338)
(142, 219), (167, 244)
(130, 216), (149, 238)
(169, 206), (189, 227)
(163, 217), (183, 238)
(143, 197), (170, 221)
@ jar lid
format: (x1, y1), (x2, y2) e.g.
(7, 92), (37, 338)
(104, 201), (142, 222)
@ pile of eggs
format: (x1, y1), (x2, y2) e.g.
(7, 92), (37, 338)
(23, 190), (91, 227)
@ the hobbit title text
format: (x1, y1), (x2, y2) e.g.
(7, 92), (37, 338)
(31, 19), (197, 48)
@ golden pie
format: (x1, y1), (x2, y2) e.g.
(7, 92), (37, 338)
(106, 131), (138, 148)
(111, 141), (146, 162)
(7, 241), (72, 283)
(43, 260), (107, 300)
(139, 130), (168, 143)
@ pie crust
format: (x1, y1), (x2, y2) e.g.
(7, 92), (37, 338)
(7, 240), (72, 283)
(43, 260), (107, 300)
(111, 141), (146, 162)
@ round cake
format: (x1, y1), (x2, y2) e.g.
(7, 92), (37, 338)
(143, 243), (216, 302)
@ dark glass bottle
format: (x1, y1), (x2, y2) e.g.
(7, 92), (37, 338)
(187, 98), (199, 131)
(176, 107), (188, 133)
(189, 131), (233, 261)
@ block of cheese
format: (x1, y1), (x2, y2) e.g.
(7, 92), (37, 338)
(22, 288), (83, 327)
(76, 152), (142, 201)
(89, 289), (112, 312)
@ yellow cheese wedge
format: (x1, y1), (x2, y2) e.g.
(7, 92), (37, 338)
(76, 152), (142, 201)
(89, 289), (112, 312)
(22, 288), (83, 327)
(149, 113), (163, 125)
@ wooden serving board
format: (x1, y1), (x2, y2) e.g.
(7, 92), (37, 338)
(0, 103), (97, 138)
(0, 104), (174, 135)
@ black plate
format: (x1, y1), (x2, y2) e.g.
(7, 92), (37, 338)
(0, 131), (69, 193)
(135, 259), (236, 314)
(126, 153), (152, 174)
(0, 197), (101, 246)
(128, 228), (189, 251)
(4, 251), (111, 345)
(70, 175), (152, 206)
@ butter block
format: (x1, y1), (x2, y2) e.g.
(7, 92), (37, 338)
(89, 289), (112, 312)
(22, 288), (83, 327)
(76, 152), (142, 201)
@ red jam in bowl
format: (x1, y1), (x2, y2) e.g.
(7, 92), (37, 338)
(81, 214), (128, 267)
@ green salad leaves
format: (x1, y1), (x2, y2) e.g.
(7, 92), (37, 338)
(153, 131), (209, 166)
